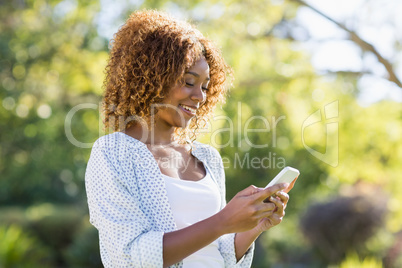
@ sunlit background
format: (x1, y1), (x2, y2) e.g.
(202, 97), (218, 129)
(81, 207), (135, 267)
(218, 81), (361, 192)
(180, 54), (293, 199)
(1, 0), (401, 267)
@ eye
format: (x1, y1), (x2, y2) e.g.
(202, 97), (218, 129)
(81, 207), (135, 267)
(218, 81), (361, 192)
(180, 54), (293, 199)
(202, 87), (209, 92)
(185, 82), (194, 87)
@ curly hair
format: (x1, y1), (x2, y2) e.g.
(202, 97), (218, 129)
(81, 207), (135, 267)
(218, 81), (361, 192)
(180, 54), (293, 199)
(103, 9), (232, 143)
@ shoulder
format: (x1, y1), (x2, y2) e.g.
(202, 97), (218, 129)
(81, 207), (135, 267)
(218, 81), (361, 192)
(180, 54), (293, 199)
(92, 132), (142, 149)
(86, 133), (149, 187)
(192, 141), (218, 156)
(90, 132), (147, 163)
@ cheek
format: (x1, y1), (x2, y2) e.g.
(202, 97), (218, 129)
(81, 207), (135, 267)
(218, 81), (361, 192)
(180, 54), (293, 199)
(174, 87), (192, 99)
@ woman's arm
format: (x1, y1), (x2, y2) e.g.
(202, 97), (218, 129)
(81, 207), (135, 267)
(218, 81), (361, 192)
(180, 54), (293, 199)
(233, 190), (290, 261)
(162, 184), (287, 267)
(234, 228), (262, 262)
(162, 212), (225, 267)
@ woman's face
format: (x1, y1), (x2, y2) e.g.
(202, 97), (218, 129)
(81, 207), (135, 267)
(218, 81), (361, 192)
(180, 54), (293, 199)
(156, 57), (210, 129)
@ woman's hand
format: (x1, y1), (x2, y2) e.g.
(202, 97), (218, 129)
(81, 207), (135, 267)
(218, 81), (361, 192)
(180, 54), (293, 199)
(253, 190), (290, 233)
(217, 183), (289, 234)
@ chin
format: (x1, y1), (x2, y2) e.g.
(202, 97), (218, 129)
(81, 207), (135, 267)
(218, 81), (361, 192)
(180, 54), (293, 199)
(172, 113), (194, 128)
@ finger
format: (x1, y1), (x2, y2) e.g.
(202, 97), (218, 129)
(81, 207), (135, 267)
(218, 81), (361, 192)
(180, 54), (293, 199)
(237, 185), (260, 197)
(259, 209), (275, 219)
(275, 191), (289, 204)
(272, 195), (287, 210)
(270, 197), (284, 212)
(258, 202), (276, 212)
(256, 183), (289, 201)
(270, 213), (284, 225)
(269, 196), (285, 214)
(258, 217), (274, 228)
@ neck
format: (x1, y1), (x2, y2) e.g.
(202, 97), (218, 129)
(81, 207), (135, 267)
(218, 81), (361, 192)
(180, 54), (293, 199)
(125, 122), (177, 145)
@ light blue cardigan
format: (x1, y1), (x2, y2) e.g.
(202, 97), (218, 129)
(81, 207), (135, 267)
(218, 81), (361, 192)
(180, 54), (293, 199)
(85, 132), (254, 267)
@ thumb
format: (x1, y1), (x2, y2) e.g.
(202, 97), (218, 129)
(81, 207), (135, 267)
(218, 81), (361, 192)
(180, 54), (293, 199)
(237, 185), (261, 197)
(256, 183), (289, 201)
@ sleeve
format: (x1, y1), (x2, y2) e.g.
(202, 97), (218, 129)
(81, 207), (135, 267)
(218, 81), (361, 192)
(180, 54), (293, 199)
(85, 141), (164, 268)
(207, 146), (255, 268)
(218, 234), (254, 268)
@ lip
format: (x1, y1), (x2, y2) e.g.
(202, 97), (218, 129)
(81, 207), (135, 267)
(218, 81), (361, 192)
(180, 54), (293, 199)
(179, 104), (196, 116)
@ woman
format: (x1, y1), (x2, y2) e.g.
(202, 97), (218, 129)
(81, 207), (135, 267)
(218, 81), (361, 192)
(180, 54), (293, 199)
(85, 10), (294, 268)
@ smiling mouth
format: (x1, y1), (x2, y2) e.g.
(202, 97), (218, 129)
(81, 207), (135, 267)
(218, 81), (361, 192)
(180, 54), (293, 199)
(179, 104), (197, 115)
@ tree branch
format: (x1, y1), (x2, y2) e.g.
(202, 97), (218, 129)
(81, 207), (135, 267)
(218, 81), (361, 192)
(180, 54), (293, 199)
(289, 0), (402, 88)
(321, 70), (372, 77)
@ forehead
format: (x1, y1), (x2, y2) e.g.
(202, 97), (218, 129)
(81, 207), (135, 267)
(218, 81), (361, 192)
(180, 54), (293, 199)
(187, 57), (209, 76)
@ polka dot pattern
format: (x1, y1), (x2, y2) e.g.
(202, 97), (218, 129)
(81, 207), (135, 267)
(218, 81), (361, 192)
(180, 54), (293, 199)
(85, 132), (254, 267)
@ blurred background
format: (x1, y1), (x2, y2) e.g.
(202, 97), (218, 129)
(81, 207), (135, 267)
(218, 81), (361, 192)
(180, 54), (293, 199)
(1, 0), (401, 267)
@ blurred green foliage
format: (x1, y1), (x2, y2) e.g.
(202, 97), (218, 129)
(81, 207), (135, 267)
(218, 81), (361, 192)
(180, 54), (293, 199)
(0, 0), (106, 206)
(0, 225), (51, 267)
(339, 252), (383, 268)
(63, 217), (102, 268)
(1, 0), (401, 267)
(0, 204), (99, 267)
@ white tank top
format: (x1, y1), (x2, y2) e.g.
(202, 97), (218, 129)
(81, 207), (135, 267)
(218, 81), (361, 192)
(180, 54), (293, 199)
(163, 168), (225, 268)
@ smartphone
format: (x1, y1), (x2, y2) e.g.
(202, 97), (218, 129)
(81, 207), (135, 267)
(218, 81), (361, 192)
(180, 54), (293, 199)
(265, 166), (300, 188)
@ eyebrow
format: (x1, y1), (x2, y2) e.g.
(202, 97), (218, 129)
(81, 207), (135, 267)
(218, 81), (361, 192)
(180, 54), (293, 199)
(185, 71), (210, 81)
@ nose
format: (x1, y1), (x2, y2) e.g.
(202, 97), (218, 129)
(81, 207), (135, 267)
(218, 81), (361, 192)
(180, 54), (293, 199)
(190, 85), (206, 104)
